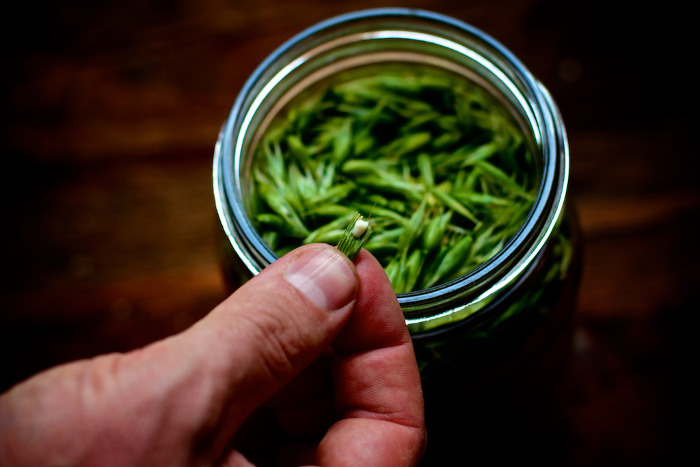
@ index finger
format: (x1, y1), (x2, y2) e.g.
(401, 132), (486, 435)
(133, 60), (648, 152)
(317, 249), (426, 466)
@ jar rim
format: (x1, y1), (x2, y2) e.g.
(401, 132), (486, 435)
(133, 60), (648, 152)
(214, 7), (569, 329)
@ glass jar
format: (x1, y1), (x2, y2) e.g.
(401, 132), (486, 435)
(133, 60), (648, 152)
(213, 8), (581, 463)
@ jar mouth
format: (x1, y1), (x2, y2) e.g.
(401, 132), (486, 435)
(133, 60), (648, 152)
(214, 8), (568, 330)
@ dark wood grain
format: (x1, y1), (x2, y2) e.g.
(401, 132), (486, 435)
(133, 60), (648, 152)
(1, 1), (696, 465)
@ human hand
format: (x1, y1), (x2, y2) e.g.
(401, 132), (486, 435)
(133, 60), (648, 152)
(0, 244), (426, 466)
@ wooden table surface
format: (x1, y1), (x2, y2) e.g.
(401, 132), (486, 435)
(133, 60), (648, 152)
(1, 1), (696, 465)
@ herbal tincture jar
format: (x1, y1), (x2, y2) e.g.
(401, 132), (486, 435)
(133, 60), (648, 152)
(214, 8), (580, 462)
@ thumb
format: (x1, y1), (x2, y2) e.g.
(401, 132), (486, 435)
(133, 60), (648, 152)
(175, 243), (358, 424)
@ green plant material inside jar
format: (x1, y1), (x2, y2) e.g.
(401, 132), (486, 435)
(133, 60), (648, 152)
(247, 63), (539, 293)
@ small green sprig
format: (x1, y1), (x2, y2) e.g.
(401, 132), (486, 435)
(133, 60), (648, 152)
(336, 211), (373, 261)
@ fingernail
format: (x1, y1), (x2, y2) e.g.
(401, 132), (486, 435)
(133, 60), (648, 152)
(285, 248), (357, 311)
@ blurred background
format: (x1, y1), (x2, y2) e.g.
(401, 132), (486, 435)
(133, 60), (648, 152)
(1, 1), (696, 465)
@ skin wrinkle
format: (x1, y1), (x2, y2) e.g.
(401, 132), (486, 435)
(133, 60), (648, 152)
(319, 418), (425, 467)
(231, 306), (303, 385)
(176, 308), (307, 463)
(332, 344), (423, 429)
(0, 357), (136, 465)
(202, 289), (315, 392)
(120, 341), (210, 417)
(136, 341), (238, 465)
(81, 348), (204, 464)
(79, 356), (129, 460)
(28, 362), (107, 464)
(85, 335), (253, 465)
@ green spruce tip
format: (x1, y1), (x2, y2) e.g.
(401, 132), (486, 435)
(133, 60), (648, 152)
(336, 211), (373, 261)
